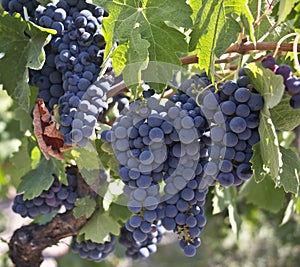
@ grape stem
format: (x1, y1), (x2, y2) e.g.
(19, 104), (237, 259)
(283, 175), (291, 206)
(182, 41), (300, 65)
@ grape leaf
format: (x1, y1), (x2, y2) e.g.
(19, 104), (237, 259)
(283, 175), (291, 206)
(296, 197), (300, 213)
(111, 29), (150, 80)
(223, 0), (255, 42)
(278, 0), (300, 23)
(74, 145), (100, 172)
(250, 143), (269, 182)
(215, 16), (241, 57)
(72, 143), (106, 193)
(109, 202), (131, 223)
(281, 199), (295, 225)
(212, 186), (241, 237)
(9, 137), (32, 181)
(279, 146), (300, 194)
(212, 186), (236, 214)
(244, 64), (285, 109)
(17, 158), (55, 199)
(189, 0), (226, 75)
(248, 0), (289, 43)
(240, 177), (285, 213)
(270, 94), (300, 131)
(73, 196), (97, 219)
(0, 12), (54, 109)
(258, 108), (282, 180)
(33, 210), (58, 225)
(228, 203), (242, 238)
(79, 211), (120, 243)
(94, 0), (192, 90)
(190, 0), (254, 74)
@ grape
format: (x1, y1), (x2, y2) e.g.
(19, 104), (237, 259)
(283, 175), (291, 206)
(221, 80), (238, 96)
(285, 77), (300, 95)
(119, 222), (163, 260)
(236, 104), (250, 117)
(234, 87), (251, 103)
(275, 64), (292, 80)
(149, 128), (164, 142)
(236, 163), (252, 180)
(245, 114), (259, 128)
(221, 100), (236, 115)
(229, 117), (247, 133)
(290, 94), (300, 109)
(71, 234), (115, 262)
(217, 172), (234, 186)
(262, 56), (276, 68)
(247, 93), (264, 111)
(237, 75), (251, 87)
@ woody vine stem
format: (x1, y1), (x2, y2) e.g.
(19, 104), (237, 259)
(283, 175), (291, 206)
(108, 40), (300, 99)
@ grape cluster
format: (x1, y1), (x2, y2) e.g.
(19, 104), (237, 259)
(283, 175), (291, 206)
(174, 73), (263, 187)
(101, 86), (212, 256)
(39, 1), (109, 146)
(1, 0), (39, 19)
(12, 166), (78, 218)
(4, 0), (112, 147)
(71, 234), (116, 262)
(101, 71), (264, 258)
(262, 55), (300, 109)
(119, 221), (164, 259)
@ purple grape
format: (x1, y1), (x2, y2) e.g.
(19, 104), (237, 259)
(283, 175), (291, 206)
(261, 56), (276, 68)
(275, 64), (292, 80)
(285, 77), (300, 95)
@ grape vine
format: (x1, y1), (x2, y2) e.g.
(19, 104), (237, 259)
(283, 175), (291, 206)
(1, 0), (300, 267)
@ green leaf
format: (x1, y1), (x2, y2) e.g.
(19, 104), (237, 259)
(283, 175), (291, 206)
(279, 146), (300, 194)
(212, 186), (236, 214)
(278, 0), (300, 23)
(79, 211), (120, 243)
(250, 143), (268, 182)
(74, 145), (100, 172)
(73, 196), (97, 219)
(212, 187), (241, 237)
(33, 210), (58, 225)
(258, 108), (282, 180)
(73, 143), (104, 191)
(248, 0), (288, 43)
(215, 16), (241, 57)
(109, 202), (131, 223)
(240, 177), (286, 213)
(296, 197), (300, 213)
(270, 94), (300, 131)
(224, 0), (255, 42)
(9, 137), (32, 180)
(111, 43), (128, 76)
(18, 157), (65, 199)
(96, 0), (192, 89)
(244, 64), (285, 109)
(121, 32), (150, 91)
(0, 12), (54, 109)
(189, 0), (226, 75)
(111, 30), (150, 80)
(281, 199), (295, 225)
(228, 203), (242, 238)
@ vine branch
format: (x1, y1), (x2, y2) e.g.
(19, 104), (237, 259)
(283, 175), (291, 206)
(8, 167), (95, 267)
(108, 41), (300, 98)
